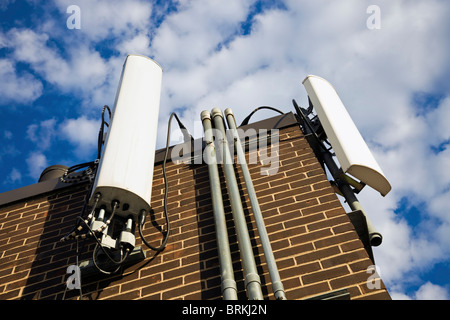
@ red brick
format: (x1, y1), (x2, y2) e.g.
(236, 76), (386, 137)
(287, 281), (331, 300)
(290, 228), (334, 246)
(329, 270), (372, 290)
(279, 261), (321, 280)
(302, 265), (350, 285)
(294, 246), (341, 266)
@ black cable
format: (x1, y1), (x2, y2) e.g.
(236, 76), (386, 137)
(292, 99), (327, 151)
(75, 202), (129, 264)
(72, 200), (135, 277)
(138, 112), (183, 252)
(92, 243), (128, 275)
(60, 161), (97, 184)
(172, 112), (194, 142)
(97, 105), (111, 160)
(240, 106), (285, 126)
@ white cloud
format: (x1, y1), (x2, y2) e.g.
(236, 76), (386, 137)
(116, 33), (152, 56)
(4, 167), (22, 185)
(5, 28), (111, 108)
(7, 29), (70, 83)
(415, 282), (450, 300)
(151, 0), (254, 70)
(390, 291), (412, 300)
(26, 118), (57, 150)
(53, 0), (153, 41)
(390, 282), (450, 300)
(26, 151), (48, 179)
(362, 95), (450, 292)
(59, 116), (100, 158)
(151, 1), (305, 147)
(0, 58), (43, 104)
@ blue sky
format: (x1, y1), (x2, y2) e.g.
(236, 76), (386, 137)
(1, 0), (450, 300)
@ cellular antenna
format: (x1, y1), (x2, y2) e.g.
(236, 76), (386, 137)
(302, 75), (391, 196)
(295, 75), (391, 250)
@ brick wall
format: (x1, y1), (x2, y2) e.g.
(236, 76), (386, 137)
(0, 122), (390, 300)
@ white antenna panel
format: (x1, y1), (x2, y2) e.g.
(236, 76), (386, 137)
(90, 55), (163, 217)
(302, 75), (391, 196)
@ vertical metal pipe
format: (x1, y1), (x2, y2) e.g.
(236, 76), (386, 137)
(201, 111), (238, 300)
(224, 108), (287, 300)
(211, 108), (264, 300)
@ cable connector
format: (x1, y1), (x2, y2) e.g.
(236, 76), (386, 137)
(138, 210), (147, 226)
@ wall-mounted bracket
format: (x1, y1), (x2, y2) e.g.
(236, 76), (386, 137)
(78, 246), (146, 279)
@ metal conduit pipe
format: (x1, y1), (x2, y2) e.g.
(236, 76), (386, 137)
(224, 108), (287, 300)
(201, 111), (238, 300)
(211, 108), (264, 300)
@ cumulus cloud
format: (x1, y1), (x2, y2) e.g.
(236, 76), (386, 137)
(6, 28), (109, 99)
(116, 33), (152, 56)
(26, 118), (57, 151)
(4, 168), (22, 185)
(151, 0), (305, 147)
(363, 96), (450, 296)
(26, 151), (48, 179)
(392, 282), (450, 300)
(151, 0), (254, 70)
(415, 282), (450, 300)
(59, 116), (100, 158)
(7, 29), (70, 83)
(53, 0), (153, 41)
(0, 58), (43, 104)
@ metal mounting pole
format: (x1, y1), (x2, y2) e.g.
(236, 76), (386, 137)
(321, 151), (382, 246)
(294, 100), (382, 247)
